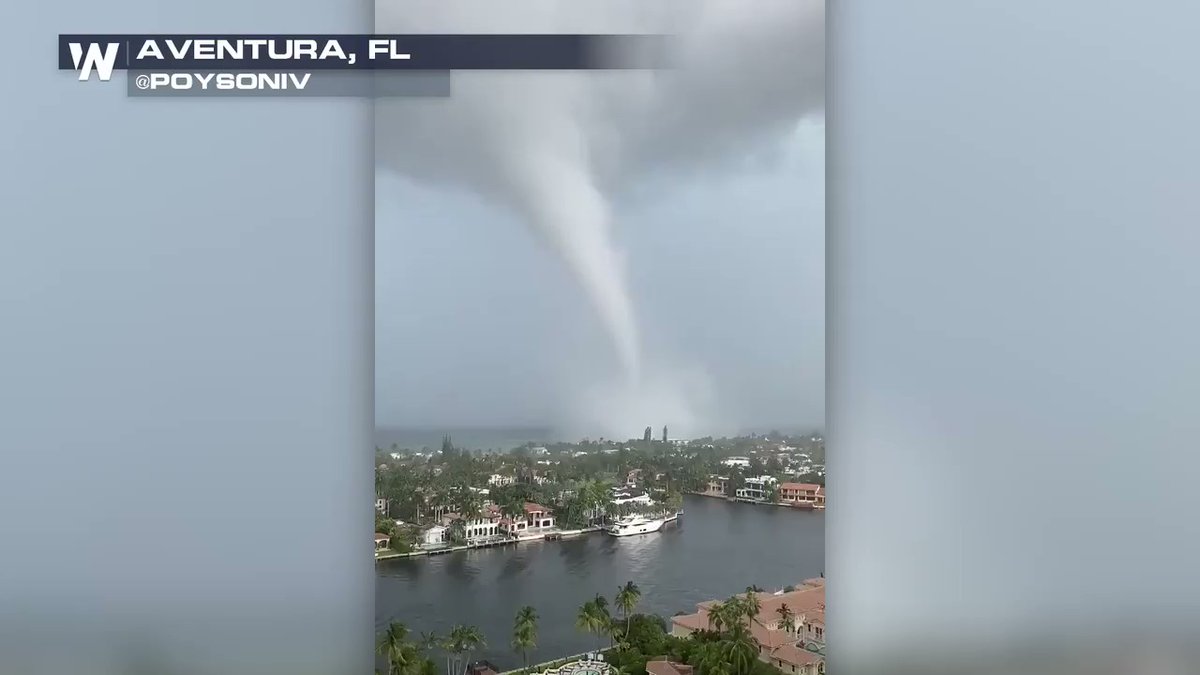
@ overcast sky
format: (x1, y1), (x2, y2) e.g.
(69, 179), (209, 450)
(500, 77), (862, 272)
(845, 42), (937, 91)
(376, 118), (824, 439)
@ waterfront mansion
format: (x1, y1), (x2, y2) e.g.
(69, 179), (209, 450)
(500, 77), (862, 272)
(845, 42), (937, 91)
(499, 502), (555, 538)
(736, 475), (777, 501)
(671, 578), (826, 675)
(778, 482), (826, 509)
(420, 502), (557, 547)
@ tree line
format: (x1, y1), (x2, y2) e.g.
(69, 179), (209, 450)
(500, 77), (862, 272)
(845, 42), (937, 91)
(377, 581), (813, 675)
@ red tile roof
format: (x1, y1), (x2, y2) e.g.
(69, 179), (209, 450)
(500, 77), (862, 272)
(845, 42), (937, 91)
(672, 584), (826, 642)
(750, 620), (793, 650)
(770, 643), (822, 668)
(646, 659), (693, 675)
(524, 502), (550, 514)
(780, 482), (822, 492)
(670, 611), (710, 632)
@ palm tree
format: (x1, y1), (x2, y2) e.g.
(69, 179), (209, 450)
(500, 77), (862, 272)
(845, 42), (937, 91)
(576, 600), (599, 649)
(603, 501), (620, 522)
(446, 518), (466, 546)
(723, 622), (759, 675)
(614, 581), (641, 640)
(706, 600), (742, 636)
(593, 594), (614, 648)
(444, 624), (485, 675)
(460, 493), (483, 522)
(741, 588), (762, 624)
(511, 605), (538, 672)
(377, 622), (410, 674)
(460, 625), (485, 670)
(776, 603), (795, 632)
(419, 630), (441, 670)
(576, 597), (610, 650)
(693, 643), (730, 675)
(376, 621), (431, 675)
(501, 498), (525, 536)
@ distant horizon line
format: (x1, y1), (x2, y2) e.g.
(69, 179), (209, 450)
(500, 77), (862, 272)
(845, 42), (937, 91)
(374, 424), (824, 436)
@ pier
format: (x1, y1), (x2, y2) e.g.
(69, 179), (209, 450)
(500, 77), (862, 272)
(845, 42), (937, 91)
(376, 527), (606, 562)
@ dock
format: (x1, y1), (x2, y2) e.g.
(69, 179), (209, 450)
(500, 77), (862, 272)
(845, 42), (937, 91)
(376, 527), (606, 562)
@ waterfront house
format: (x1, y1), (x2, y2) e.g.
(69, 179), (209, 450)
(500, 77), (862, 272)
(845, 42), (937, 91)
(779, 483), (825, 509)
(499, 502), (555, 538)
(671, 578), (825, 675)
(442, 504), (504, 543)
(421, 524), (448, 547)
(611, 488), (655, 506)
(703, 476), (729, 496)
(374, 533), (390, 551)
(736, 475), (777, 501)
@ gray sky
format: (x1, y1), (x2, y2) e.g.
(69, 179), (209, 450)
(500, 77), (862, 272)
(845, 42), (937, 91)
(373, 0), (824, 439)
(375, 119), (824, 438)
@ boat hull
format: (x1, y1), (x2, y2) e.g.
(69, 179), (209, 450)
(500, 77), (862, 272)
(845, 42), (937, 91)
(605, 513), (679, 537)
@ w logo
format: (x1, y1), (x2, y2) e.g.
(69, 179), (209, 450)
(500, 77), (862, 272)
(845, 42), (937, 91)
(68, 42), (120, 81)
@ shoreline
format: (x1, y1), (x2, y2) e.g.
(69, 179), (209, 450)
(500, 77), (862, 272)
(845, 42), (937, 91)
(377, 497), (820, 563)
(686, 490), (826, 510)
(376, 525), (607, 562)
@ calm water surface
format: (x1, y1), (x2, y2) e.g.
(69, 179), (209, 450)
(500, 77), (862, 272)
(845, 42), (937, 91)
(376, 495), (824, 669)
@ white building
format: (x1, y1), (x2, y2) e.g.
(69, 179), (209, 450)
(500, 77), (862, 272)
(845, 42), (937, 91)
(612, 492), (655, 507)
(444, 504), (503, 542)
(721, 457), (752, 469)
(500, 503), (555, 538)
(487, 473), (516, 487)
(421, 525), (448, 547)
(375, 498), (387, 514)
(736, 475), (778, 501)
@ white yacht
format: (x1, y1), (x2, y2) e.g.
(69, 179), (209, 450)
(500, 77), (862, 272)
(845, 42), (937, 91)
(605, 512), (680, 537)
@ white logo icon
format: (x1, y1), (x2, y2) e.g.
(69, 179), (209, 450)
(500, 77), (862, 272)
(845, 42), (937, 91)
(69, 42), (120, 81)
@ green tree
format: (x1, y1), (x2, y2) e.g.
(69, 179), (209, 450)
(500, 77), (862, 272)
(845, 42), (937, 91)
(693, 642), (731, 675)
(706, 600), (744, 637)
(576, 600), (600, 650)
(615, 581), (642, 640)
(442, 625), (485, 675)
(722, 623), (759, 675)
(511, 605), (538, 672)
(447, 518), (466, 546)
(376, 621), (425, 675)
(741, 588), (762, 624)
(763, 482), (780, 504)
(776, 603), (795, 631)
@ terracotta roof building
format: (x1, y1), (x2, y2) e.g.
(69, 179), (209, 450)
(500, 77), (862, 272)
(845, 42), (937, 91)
(646, 659), (694, 675)
(778, 483), (825, 509)
(670, 579), (825, 675)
